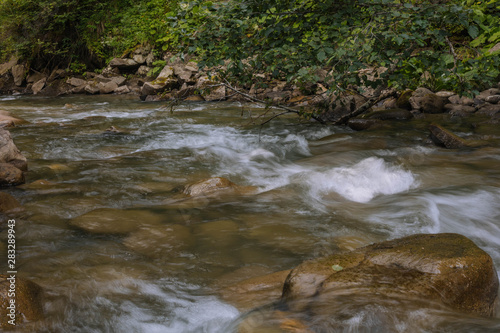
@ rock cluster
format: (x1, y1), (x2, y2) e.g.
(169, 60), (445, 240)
(0, 128), (27, 187)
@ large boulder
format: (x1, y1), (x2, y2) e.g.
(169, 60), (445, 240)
(409, 87), (446, 113)
(282, 233), (498, 317)
(0, 275), (44, 328)
(0, 128), (27, 171)
(109, 58), (140, 71)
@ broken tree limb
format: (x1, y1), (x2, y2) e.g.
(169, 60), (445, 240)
(333, 90), (398, 125)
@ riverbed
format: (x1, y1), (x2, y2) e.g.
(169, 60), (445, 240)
(1, 94), (499, 332)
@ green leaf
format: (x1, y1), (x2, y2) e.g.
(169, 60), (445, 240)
(317, 50), (326, 62)
(468, 25), (480, 39)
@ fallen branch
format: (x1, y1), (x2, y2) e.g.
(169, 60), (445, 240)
(333, 89), (398, 125)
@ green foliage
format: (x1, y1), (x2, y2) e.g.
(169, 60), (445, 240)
(186, 0), (500, 96)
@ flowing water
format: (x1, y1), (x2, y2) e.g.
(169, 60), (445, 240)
(1, 94), (499, 332)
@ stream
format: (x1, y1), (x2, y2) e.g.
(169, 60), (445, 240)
(1, 94), (499, 332)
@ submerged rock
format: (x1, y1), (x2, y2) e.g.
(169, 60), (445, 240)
(183, 177), (251, 197)
(429, 124), (469, 149)
(282, 233), (499, 317)
(70, 208), (163, 234)
(0, 275), (44, 328)
(0, 192), (22, 213)
(0, 163), (25, 187)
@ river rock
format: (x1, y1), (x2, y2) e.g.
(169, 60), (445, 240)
(282, 233), (498, 317)
(84, 83), (100, 95)
(0, 163), (24, 187)
(70, 208), (163, 234)
(396, 89), (413, 110)
(193, 219), (240, 248)
(363, 108), (413, 120)
(0, 274), (44, 328)
(409, 88), (446, 113)
(449, 94), (474, 106)
(219, 269), (292, 311)
(429, 124), (469, 148)
(0, 192), (21, 213)
(114, 85), (130, 94)
(109, 58), (140, 70)
(0, 111), (27, 128)
(444, 103), (476, 116)
(347, 118), (382, 131)
(98, 81), (119, 94)
(476, 88), (500, 101)
(183, 177), (241, 197)
(204, 85), (226, 101)
(11, 64), (26, 86)
(124, 224), (194, 257)
(67, 77), (87, 87)
(476, 103), (500, 116)
(31, 78), (47, 95)
(0, 129), (26, 170)
(0, 57), (18, 76)
(485, 95), (500, 104)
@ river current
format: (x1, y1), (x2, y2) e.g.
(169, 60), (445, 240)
(1, 95), (499, 332)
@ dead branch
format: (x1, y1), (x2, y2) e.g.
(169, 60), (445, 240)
(333, 90), (398, 125)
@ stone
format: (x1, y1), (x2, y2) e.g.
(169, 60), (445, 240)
(133, 54), (146, 65)
(109, 58), (140, 70)
(448, 94), (474, 106)
(0, 275), (44, 328)
(488, 42), (500, 53)
(485, 95), (500, 104)
(396, 89), (413, 110)
(185, 95), (204, 102)
(185, 62), (199, 72)
(84, 83), (100, 95)
(476, 103), (500, 116)
(156, 65), (174, 80)
(382, 97), (397, 109)
(111, 76), (126, 86)
(0, 192), (21, 213)
(26, 72), (46, 83)
(114, 85), (130, 94)
(136, 65), (151, 76)
(123, 224), (194, 257)
(70, 208), (163, 235)
(444, 103), (476, 116)
(31, 78), (46, 95)
(282, 233), (498, 317)
(204, 85), (226, 101)
(11, 64), (26, 86)
(218, 269), (292, 311)
(141, 82), (164, 96)
(71, 84), (87, 94)
(347, 118), (382, 131)
(173, 64), (194, 83)
(0, 57), (18, 76)
(98, 81), (119, 94)
(429, 124), (469, 148)
(477, 88), (500, 101)
(48, 69), (67, 82)
(103, 126), (131, 135)
(363, 108), (413, 120)
(183, 177), (239, 197)
(0, 163), (25, 187)
(409, 87), (446, 113)
(0, 111), (27, 128)
(0, 128), (27, 170)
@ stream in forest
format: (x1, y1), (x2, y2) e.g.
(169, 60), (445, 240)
(1, 94), (499, 332)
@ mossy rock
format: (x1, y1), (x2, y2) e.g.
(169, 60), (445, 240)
(282, 233), (498, 317)
(396, 89), (413, 110)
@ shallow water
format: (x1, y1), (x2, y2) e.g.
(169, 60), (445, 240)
(1, 94), (499, 332)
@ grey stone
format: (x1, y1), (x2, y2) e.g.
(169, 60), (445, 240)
(109, 58), (139, 69)
(84, 83), (100, 95)
(133, 54), (146, 65)
(485, 95), (500, 104)
(0, 57), (18, 76)
(110, 76), (127, 86)
(11, 65), (26, 86)
(114, 85), (131, 94)
(98, 81), (118, 94)
(32, 78), (47, 95)
(67, 77), (87, 87)
(444, 104), (476, 116)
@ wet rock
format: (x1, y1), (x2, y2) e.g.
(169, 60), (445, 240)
(282, 233), (498, 317)
(124, 224), (194, 257)
(11, 64), (26, 86)
(84, 83), (100, 95)
(31, 78), (46, 95)
(429, 124), (469, 149)
(363, 108), (413, 120)
(409, 87), (446, 113)
(485, 95), (500, 104)
(183, 177), (240, 197)
(0, 128), (27, 170)
(476, 88), (500, 101)
(476, 103), (500, 116)
(444, 103), (476, 116)
(219, 269), (292, 311)
(70, 208), (163, 234)
(396, 89), (413, 110)
(0, 110), (27, 128)
(0, 275), (44, 328)
(347, 118), (382, 131)
(193, 219), (240, 248)
(0, 192), (21, 213)
(103, 126), (131, 135)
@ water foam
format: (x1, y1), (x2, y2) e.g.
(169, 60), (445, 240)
(307, 157), (418, 203)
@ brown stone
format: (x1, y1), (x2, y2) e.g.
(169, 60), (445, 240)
(282, 233), (498, 317)
(11, 64), (26, 86)
(429, 124), (469, 148)
(409, 87), (446, 113)
(183, 177), (239, 197)
(476, 103), (500, 116)
(347, 118), (382, 131)
(0, 111), (27, 128)
(0, 192), (21, 213)
(363, 108), (413, 120)
(444, 103), (476, 116)
(396, 89), (413, 110)
(0, 163), (24, 187)
(0, 275), (44, 328)
(31, 78), (46, 95)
